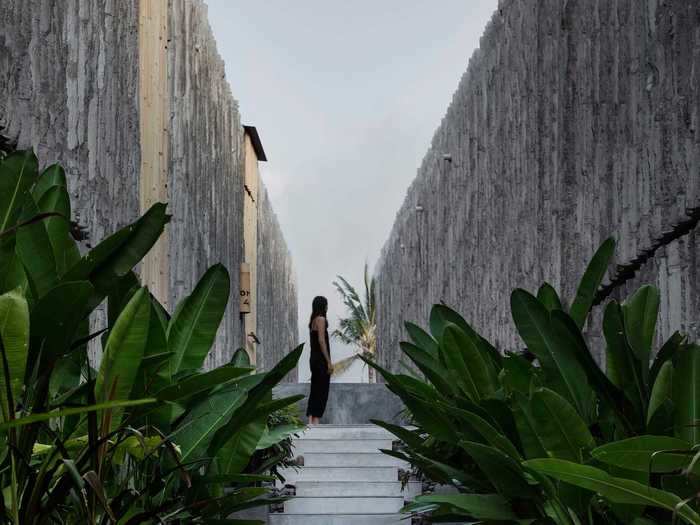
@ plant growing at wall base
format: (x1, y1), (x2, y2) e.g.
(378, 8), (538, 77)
(365, 238), (700, 524)
(0, 150), (304, 523)
(332, 263), (377, 381)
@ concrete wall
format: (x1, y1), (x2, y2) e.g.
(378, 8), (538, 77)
(1, 0), (298, 371)
(274, 383), (405, 424)
(0, 0), (141, 248)
(376, 0), (700, 371)
(257, 182), (299, 381)
(167, 0), (246, 368)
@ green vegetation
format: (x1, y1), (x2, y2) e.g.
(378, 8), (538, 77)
(0, 150), (303, 523)
(331, 263), (376, 380)
(367, 239), (700, 524)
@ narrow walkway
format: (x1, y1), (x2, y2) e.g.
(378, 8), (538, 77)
(271, 425), (420, 524)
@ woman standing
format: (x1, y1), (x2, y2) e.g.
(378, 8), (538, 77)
(307, 296), (333, 425)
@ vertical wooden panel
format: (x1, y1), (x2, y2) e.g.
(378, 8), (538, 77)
(243, 134), (259, 364)
(139, 0), (170, 307)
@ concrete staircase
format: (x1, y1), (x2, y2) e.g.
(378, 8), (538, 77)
(270, 425), (420, 524)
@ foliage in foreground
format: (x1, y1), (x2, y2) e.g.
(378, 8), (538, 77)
(367, 239), (700, 524)
(0, 150), (303, 523)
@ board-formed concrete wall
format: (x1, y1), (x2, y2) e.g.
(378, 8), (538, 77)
(376, 0), (700, 371)
(257, 182), (299, 381)
(1, 0), (298, 371)
(0, 0), (142, 248)
(167, 0), (246, 368)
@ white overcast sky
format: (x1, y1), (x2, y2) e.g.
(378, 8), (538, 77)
(206, 1), (498, 381)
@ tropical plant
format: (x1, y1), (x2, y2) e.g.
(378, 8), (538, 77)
(331, 263), (376, 381)
(0, 150), (304, 524)
(365, 238), (700, 524)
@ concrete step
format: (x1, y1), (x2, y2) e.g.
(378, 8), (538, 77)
(284, 496), (404, 514)
(302, 452), (406, 468)
(299, 425), (395, 441)
(294, 438), (394, 454)
(269, 514), (405, 525)
(294, 481), (422, 498)
(279, 466), (398, 483)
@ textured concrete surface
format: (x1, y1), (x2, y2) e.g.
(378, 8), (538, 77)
(376, 0), (700, 371)
(273, 384), (406, 424)
(274, 425), (414, 524)
(257, 182), (299, 380)
(1, 0), (298, 370)
(167, 0), (246, 367)
(0, 0), (141, 248)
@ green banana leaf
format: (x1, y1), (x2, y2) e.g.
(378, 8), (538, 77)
(0, 150), (38, 232)
(0, 398), (156, 430)
(647, 361), (673, 425)
(537, 282), (564, 312)
(439, 324), (495, 400)
(404, 321), (439, 359)
(156, 365), (252, 402)
(413, 493), (516, 521)
(0, 288), (29, 420)
(530, 388), (595, 462)
(673, 344), (700, 444)
(95, 288), (150, 427)
(622, 285), (660, 367)
(525, 458), (700, 525)
(168, 264), (230, 374)
(592, 436), (692, 473)
(569, 237), (615, 329)
(511, 289), (590, 417)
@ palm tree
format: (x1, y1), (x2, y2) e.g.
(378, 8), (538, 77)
(331, 263), (377, 382)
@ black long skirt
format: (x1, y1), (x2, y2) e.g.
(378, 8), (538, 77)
(307, 353), (330, 417)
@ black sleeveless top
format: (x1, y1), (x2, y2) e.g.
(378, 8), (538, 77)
(309, 316), (330, 362)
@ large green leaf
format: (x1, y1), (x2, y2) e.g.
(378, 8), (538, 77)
(256, 423), (305, 450)
(400, 341), (455, 396)
(32, 163), (67, 202)
(95, 288), (150, 427)
(551, 310), (635, 432)
(62, 203), (169, 310)
(404, 322), (439, 360)
(16, 197), (58, 298)
(207, 347), (304, 455)
(0, 150), (38, 232)
(0, 288), (29, 420)
(440, 403), (521, 460)
(603, 301), (646, 419)
(530, 388), (595, 461)
(156, 366), (252, 402)
(622, 285), (660, 366)
(650, 331), (686, 388)
(30, 281), (94, 365)
(0, 398), (156, 430)
(413, 493), (516, 521)
(648, 361), (673, 425)
(592, 436), (692, 473)
(460, 441), (537, 499)
(511, 289), (590, 417)
(569, 237), (615, 329)
(525, 458), (700, 524)
(216, 418), (266, 474)
(673, 344), (700, 444)
(512, 393), (548, 459)
(500, 352), (538, 396)
(175, 383), (249, 462)
(537, 282), (564, 312)
(439, 324), (494, 400)
(37, 185), (80, 277)
(168, 264), (230, 373)
(428, 304), (502, 369)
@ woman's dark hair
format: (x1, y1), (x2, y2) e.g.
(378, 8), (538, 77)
(309, 296), (328, 328)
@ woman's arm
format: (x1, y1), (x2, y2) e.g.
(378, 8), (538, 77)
(313, 317), (333, 374)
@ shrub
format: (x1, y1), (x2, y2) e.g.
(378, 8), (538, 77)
(367, 239), (700, 524)
(0, 150), (303, 523)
